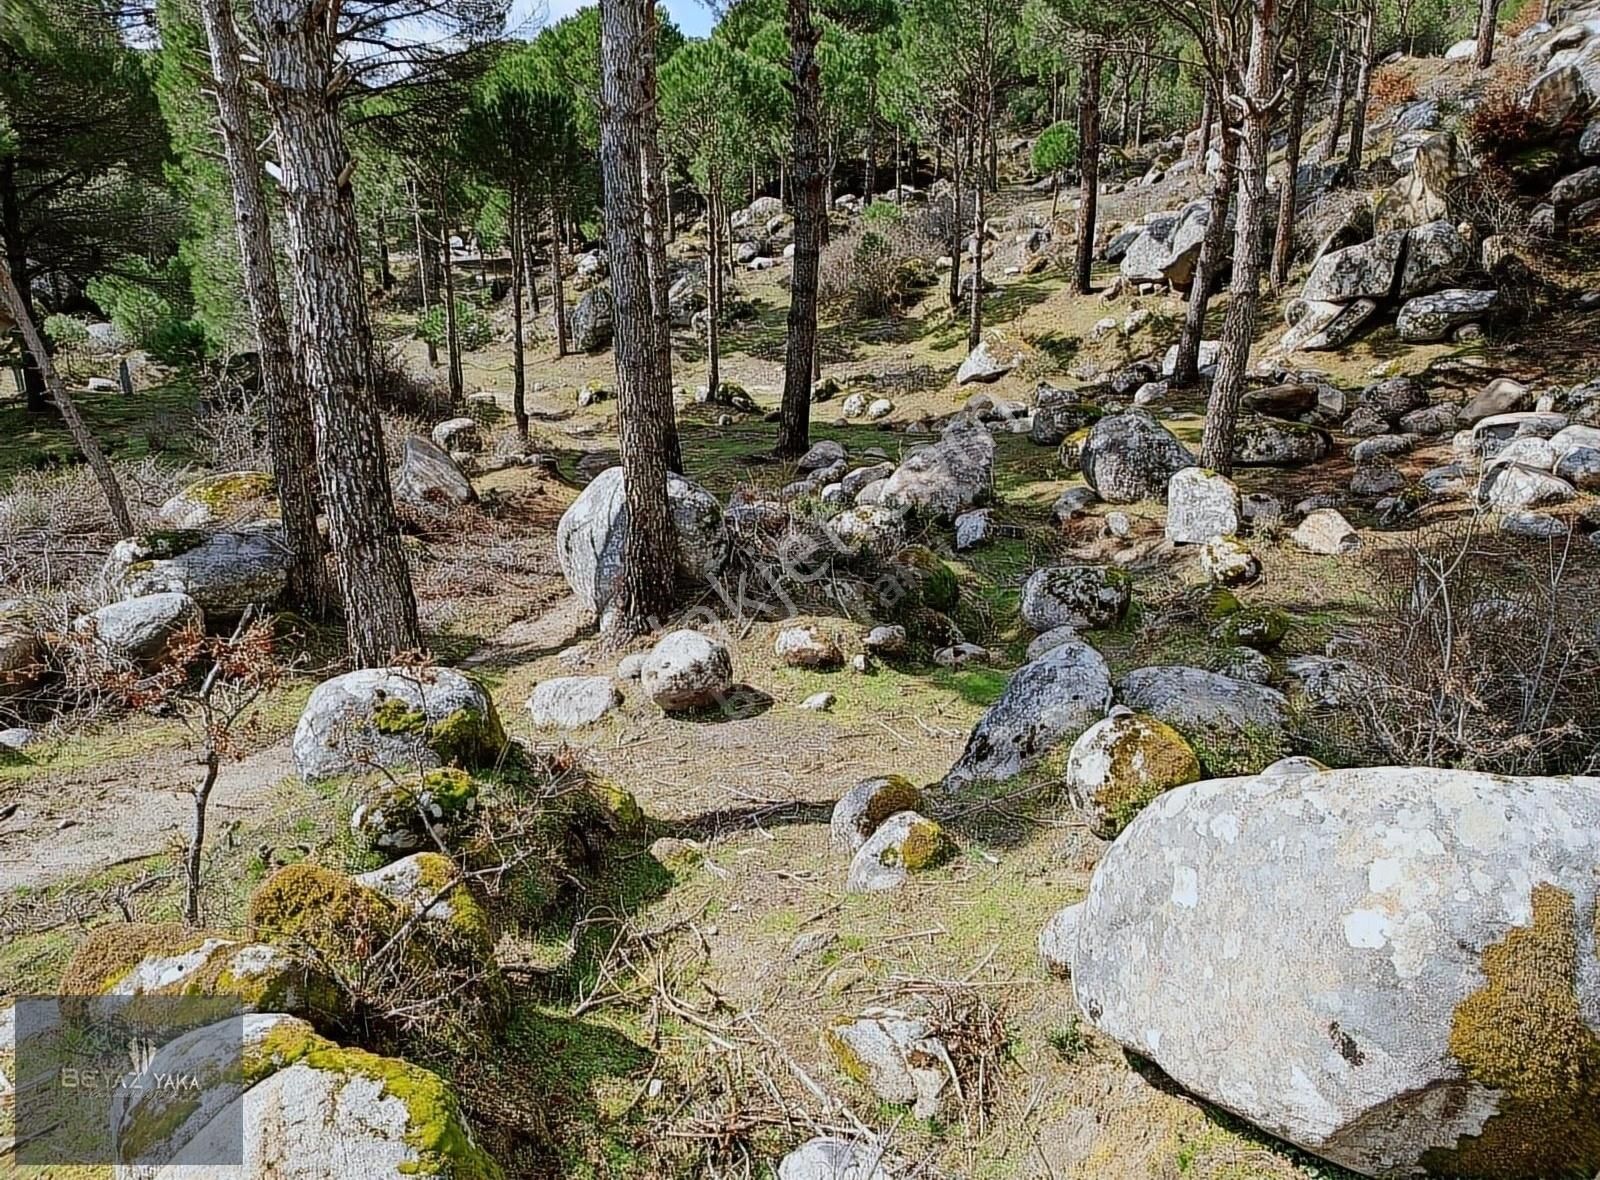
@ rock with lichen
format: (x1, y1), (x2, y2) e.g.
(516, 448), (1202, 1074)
(109, 1012), (502, 1178)
(825, 1006), (952, 1118)
(831, 775), (926, 851)
(291, 667), (505, 782)
(1064, 706), (1201, 837)
(157, 471), (276, 529)
(1117, 666), (1290, 775)
(845, 811), (949, 892)
(945, 639), (1113, 788)
(1074, 763), (1600, 1180)
(349, 767), (480, 856)
(103, 522), (289, 617)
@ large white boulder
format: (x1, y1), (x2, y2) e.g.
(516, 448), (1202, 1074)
(109, 1013), (498, 1178)
(75, 592), (203, 668)
(292, 666), (505, 781)
(1165, 467), (1241, 544)
(104, 523), (289, 617)
(1079, 411), (1196, 503)
(878, 420), (994, 518)
(556, 467), (729, 617)
(1073, 764), (1600, 1179)
(640, 629), (733, 712)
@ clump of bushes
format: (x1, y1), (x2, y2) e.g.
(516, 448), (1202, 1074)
(86, 261), (206, 365)
(42, 314), (90, 350)
(415, 299), (494, 353)
(818, 211), (941, 317)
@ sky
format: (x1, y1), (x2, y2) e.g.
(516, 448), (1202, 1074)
(508, 0), (717, 39)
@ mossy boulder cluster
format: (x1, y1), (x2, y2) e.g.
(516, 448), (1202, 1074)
(1069, 763), (1600, 1179)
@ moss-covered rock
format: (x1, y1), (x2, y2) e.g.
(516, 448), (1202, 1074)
(351, 767), (481, 856)
(830, 774), (926, 851)
(1209, 604), (1290, 650)
(1064, 706), (1202, 837)
(158, 470), (276, 529)
(60, 922), (341, 1022)
(293, 666), (507, 782)
(845, 811), (950, 892)
(114, 1012), (503, 1178)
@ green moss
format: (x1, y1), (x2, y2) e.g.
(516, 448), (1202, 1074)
(1089, 716), (1202, 837)
(428, 702), (507, 768)
(1422, 883), (1600, 1178)
(824, 1019), (873, 1086)
(137, 529), (208, 560)
(876, 816), (949, 872)
(118, 1090), (203, 1163)
(894, 545), (960, 613)
(183, 471), (275, 514)
(59, 922), (211, 995)
(248, 864), (394, 963)
(1184, 721), (1291, 777)
(1210, 605), (1289, 650)
(254, 1021), (503, 1179)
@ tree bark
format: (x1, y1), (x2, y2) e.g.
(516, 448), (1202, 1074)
(863, 76), (878, 205)
(510, 192), (529, 440)
(437, 176), (464, 402)
(1475, 0), (1502, 68)
(639, 1), (682, 474)
(775, 0), (824, 457)
(1319, 34), (1350, 162)
(0, 258), (134, 535)
(0, 161), (47, 413)
(946, 134), (965, 307)
(707, 184), (722, 399)
(252, 0), (422, 664)
(551, 189), (570, 357)
(1073, 41), (1104, 296)
(1345, 1), (1376, 174)
(197, 0), (331, 616)
(1172, 104), (1238, 387)
(1202, 0), (1282, 476)
(1272, 0), (1314, 293)
(967, 99), (987, 350)
(597, 0), (679, 635)
(409, 177), (438, 367)
(1196, 84), (1215, 167)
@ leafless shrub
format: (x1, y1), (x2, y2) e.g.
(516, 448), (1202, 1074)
(818, 216), (943, 317)
(0, 458), (186, 604)
(194, 364), (272, 471)
(1346, 515), (1600, 775)
(374, 344), (454, 419)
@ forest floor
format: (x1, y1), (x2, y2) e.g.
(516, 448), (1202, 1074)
(6, 144), (1600, 1178)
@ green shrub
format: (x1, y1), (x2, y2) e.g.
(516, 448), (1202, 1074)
(861, 200), (905, 229)
(85, 260), (205, 364)
(415, 299), (494, 352)
(42, 314), (89, 349)
(1032, 120), (1079, 177)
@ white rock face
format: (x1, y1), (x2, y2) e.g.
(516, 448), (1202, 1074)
(104, 523), (289, 616)
(556, 466), (729, 616)
(1038, 902), (1083, 977)
(945, 639), (1113, 787)
(1165, 467), (1241, 544)
(75, 592), (203, 667)
(292, 666), (503, 781)
(778, 1138), (893, 1180)
(641, 629), (734, 712)
(526, 675), (623, 728)
(1080, 412), (1196, 503)
(1292, 509), (1363, 555)
(878, 421), (995, 518)
(1074, 765), (1600, 1179)
(845, 810), (947, 893)
(1478, 463), (1577, 510)
(111, 1013), (494, 1179)
(956, 338), (1018, 384)
(826, 1006), (951, 1118)
(395, 435), (476, 508)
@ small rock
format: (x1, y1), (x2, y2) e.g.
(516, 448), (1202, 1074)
(1166, 467), (1242, 544)
(1200, 536), (1261, 587)
(1038, 903), (1083, 977)
(954, 509), (993, 551)
(641, 630), (735, 712)
(846, 812), (949, 893)
(1292, 509), (1362, 555)
(525, 676), (623, 728)
(831, 776), (926, 852)
(800, 691), (837, 712)
(775, 625), (844, 669)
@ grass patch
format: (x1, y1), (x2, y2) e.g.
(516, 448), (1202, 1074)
(0, 380), (199, 482)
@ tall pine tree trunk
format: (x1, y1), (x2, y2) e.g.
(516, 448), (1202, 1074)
(1272, 0), (1314, 293)
(1319, 35), (1350, 162)
(967, 99), (987, 351)
(1073, 42), (1103, 296)
(1475, 0), (1502, 68)
(597, 0), (678, 635)
(0, 162), (47, 413)
(437, 176), (464, 402)
(639, 2), (682, 474)
(947, 137), (965, 307)
(252, 0), (421, 664)
(1172, 104), (1238, 387)
(0, 258), (133, 536)
(1202, 0), (1282, 476)
(551, 189), (570, 358)
(863, 77), (878, 205)
(1345, 1), (1376, 174)
(409, 177), (438, 367)
(1196, 85), (1215, 167)
(707, 185), (722, 399)
(510, 192), (528, 440)
(197, 0), (331, 615)
(775, 0), (823, 457)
